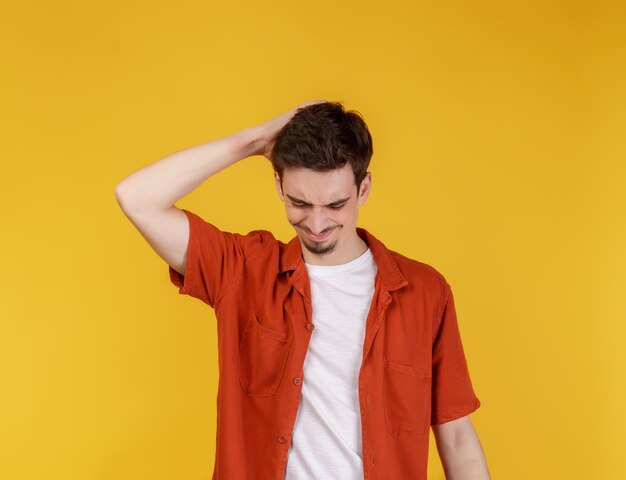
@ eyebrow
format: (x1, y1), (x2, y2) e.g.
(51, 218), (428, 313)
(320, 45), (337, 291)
(285, 194), (351, 207)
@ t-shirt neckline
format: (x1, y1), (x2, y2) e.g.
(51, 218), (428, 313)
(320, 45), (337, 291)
(305, 248), (373, 276)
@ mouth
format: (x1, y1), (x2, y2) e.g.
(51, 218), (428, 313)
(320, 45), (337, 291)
(304, 228), (334, 241)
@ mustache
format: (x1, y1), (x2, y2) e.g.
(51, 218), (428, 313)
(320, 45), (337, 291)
(294, 223), (339, 235)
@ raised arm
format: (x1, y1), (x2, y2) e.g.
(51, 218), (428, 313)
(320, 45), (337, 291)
(114, 127), (260, 275)
(114, 100), (325, 275)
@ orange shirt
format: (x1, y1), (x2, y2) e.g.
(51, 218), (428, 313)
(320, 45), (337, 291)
(168, 209), (481, 480)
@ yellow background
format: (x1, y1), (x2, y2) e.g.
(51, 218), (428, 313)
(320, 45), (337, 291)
(1, 0), (625, 478)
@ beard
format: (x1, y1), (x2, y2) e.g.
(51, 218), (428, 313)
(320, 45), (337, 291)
(301, 236), (339, 255)
(293, 223), (341, 256)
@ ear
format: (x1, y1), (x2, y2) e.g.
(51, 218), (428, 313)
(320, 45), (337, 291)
(274, 171), (284, 200)
(357, 171), (372, 205)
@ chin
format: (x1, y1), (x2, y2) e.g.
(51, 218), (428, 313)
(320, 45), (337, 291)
(303, 239), (339, 256)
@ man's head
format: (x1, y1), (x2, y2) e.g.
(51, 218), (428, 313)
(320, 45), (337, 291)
(270, 101), (374, 264)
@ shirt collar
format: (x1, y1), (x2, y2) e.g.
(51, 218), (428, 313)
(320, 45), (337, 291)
(279, 227), (408, 292)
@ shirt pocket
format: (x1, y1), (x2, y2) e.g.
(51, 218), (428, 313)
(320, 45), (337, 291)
(383, 356), (432, 438)
(237, 313), (293, 397)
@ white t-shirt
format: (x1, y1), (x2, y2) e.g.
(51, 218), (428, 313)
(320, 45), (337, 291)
(284, 247), (378, 479)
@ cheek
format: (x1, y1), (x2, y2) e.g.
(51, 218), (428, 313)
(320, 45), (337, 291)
(341, 207), (358, 221)
(285, 209), (305, 224)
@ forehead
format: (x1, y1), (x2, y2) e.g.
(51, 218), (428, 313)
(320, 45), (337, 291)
(281, 165), (356, 202)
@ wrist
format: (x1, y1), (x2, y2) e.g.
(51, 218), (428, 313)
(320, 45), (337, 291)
(232, 126), (265, 159)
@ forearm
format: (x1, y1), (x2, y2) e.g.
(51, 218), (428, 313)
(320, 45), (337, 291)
(438, 430), (490, 480)
(115, 126), (262, 212)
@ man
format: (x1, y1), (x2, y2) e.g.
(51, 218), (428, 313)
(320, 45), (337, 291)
(115, 100), (490, 479)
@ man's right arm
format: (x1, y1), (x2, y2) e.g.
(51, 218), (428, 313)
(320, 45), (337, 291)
(114, 100), (326, 281)
(114, 126), (262, 276)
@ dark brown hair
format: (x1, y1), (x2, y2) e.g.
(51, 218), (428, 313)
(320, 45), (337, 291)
(271, 101), (373, 194)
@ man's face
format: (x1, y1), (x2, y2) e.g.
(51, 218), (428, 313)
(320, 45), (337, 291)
(274, 164), (371, 261)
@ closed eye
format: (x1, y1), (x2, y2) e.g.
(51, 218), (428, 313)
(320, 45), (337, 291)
(292, 203), (346, 210)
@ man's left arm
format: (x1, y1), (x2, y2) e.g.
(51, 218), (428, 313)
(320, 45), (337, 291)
(432, 415), (491, 480)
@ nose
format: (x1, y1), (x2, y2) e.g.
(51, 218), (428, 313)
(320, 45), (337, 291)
(309, 206), (329, 235)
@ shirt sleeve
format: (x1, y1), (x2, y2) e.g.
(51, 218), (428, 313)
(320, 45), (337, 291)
(430, 280), (481, 426)
(168, 208), (265, 309)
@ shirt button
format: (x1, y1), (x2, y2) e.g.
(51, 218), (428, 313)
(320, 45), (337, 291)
(277, 435), (286, 444)
(306, 323), (315, 331)
(293, 377), (302, 385)
(371, 454), (376, 465)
